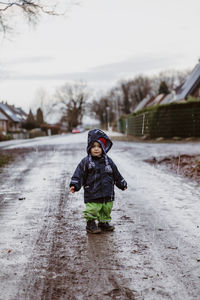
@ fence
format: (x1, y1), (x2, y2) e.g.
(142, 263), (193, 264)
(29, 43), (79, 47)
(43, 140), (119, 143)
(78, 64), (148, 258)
(118, 101), (200, 138)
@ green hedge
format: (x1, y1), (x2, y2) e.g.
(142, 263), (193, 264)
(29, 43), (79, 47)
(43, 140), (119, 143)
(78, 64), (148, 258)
(119, 100), (200, 138)
(118, 116), (127, 134)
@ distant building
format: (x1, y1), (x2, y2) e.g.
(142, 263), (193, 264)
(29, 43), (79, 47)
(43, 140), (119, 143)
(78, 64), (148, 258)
(173, 61), (200, 101)
(146, 94), (166, 107)
(0, 102), (22, 132)
(160, 91), (176, 105)
(134, 60), (200, 112)
(134, 96), (155, 112)
(0, 111), (8, 133)
(8, 105), (28, 122)
(0, 102), (28, 138)
(160, 61), (200, 105)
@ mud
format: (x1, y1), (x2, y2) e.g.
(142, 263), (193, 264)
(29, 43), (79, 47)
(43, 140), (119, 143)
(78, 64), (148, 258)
(146, 154), (200, 184)
(0, 145), (137, 300)
(0, 137), (200, 300)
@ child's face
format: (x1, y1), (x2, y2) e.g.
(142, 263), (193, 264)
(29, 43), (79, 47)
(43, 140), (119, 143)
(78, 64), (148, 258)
(90, 142), (103, 157)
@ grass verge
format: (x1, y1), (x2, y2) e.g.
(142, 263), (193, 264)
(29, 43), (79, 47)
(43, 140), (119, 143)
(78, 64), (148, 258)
(0, 152), (13, 169)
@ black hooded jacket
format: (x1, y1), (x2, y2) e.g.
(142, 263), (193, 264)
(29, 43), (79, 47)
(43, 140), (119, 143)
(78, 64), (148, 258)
(70, 129), (127, 203)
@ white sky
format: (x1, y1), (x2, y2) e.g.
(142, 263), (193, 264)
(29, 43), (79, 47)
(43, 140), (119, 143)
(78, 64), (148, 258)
(0, 0), (200, 112)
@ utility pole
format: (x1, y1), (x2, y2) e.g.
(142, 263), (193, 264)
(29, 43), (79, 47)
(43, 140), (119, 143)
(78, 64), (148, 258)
(106, 106), (110, 131)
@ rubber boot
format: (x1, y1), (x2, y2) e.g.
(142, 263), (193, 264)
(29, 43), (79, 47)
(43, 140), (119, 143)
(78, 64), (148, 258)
(86, 220), (101, 234)
(98, 222), (115, 231)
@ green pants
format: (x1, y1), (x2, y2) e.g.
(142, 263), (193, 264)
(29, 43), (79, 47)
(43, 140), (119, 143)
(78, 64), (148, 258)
(83, 201), (113, 223)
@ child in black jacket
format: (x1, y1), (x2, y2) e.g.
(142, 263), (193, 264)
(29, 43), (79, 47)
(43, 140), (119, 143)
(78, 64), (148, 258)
(69, 129), (127, 234)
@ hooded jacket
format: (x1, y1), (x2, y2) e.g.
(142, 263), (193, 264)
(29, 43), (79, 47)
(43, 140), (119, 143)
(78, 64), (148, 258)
(70, 129), (127, 203)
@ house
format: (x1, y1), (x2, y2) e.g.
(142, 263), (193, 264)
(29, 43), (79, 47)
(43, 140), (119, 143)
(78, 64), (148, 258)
(174, 61), (200, 101)
(0, 111), (8, 133)
(8, 105), (28, 122)
(134, 61), (200, 112)
(134, 95), (155, 112)
(160, 60), (200, 105)
(0, 102), (21, 132)
(146, 93), (166, 107)
(160, 91), (176, 104)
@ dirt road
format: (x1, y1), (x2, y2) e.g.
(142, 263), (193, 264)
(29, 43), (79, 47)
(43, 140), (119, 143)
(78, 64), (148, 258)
(0, 134), (200, 300)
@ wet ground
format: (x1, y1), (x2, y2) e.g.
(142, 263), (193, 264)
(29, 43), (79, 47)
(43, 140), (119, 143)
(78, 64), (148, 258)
(0, 133), (200, 300)
(146, 154), (200, 184)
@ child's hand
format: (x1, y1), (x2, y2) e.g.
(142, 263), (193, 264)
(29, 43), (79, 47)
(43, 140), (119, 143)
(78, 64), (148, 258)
(70, 186), (75, 193)
(123, 187), (127, 191)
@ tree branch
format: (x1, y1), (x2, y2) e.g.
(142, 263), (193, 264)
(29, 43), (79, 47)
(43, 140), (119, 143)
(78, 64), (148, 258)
(0, 1), (75, 33)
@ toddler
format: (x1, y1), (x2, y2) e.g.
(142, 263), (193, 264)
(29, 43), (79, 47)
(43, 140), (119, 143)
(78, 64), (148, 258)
(70, 129), (127, 233)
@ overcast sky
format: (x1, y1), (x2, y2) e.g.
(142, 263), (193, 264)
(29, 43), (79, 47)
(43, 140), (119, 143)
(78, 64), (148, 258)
(0, 0), (200, 112)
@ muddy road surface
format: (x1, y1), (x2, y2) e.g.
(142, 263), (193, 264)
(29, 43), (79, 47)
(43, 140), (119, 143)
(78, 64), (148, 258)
(0, 133), (200, 300)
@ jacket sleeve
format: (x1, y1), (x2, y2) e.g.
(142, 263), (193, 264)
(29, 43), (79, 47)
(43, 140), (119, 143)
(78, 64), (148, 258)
(69, 158), (87, 191)
(110, 158), (127, 190)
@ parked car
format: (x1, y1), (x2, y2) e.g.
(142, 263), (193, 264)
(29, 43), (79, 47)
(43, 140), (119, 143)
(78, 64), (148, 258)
(72, 126), (85, 134)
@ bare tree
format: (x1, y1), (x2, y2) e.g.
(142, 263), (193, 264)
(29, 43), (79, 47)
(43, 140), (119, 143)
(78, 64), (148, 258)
(119, 72), (189, 112)
(150, 69), (190, 95)
(90, 95), (116, 129)
(107, 87), (122, 120)
(90, 98), (107, 127)
(0, 0), (79, 34)
(90, 69), (191, 125)
(120, 81), (131, 114)
(54, 81), (89, 131)
(90, 77), (151, 126)
(116, 76), (152, 113)
(128, 76), (152, 110)
(31, 87), (52, 120)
